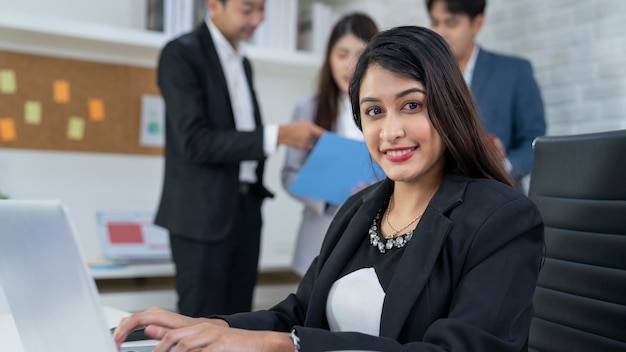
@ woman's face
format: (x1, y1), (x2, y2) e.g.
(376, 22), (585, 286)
(358, 64), (446, 185)
(330, 33), (368, 94)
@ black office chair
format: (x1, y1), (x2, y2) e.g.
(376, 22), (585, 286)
(527, 130), (626, 352)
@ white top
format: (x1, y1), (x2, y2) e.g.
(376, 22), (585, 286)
(335, 93), (364, 141)
(463, 45), (480, 86)
(326, 267), (384, 336)
(207, 19), (278, 182)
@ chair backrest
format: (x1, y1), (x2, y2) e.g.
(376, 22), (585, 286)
(527, 130), (626, 352)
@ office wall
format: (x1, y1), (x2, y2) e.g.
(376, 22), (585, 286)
(479, 0), (626, 135)
(380, 0), (626, 136)
(0, 0), (145, 29)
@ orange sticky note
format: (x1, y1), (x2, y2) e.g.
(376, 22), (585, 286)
(0, 118), (17, 142)
(53, 80), (70, 103)
(67, 116), (85, 141)
(88, 98), (105, 121)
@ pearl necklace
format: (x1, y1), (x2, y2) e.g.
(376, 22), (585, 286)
(369, 207), (415, 253)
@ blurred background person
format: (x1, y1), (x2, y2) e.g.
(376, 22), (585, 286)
(426, 0), (546, 191)
(281, 13), (379, 276)
(155, 0), (323, 318)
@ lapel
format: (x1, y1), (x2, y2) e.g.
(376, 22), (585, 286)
(242, 58), (263, 128)
(197, 24), (236, 129)
(379, 177), (467, 338)
(304, 180), (393, 327)
(470, 47), (492, 106)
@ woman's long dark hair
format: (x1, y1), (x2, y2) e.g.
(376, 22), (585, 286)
(314, 13), (378, 131)
(349, 26), (513, 186)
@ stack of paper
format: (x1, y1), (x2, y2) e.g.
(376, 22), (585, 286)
(147, 0), (207, 35)
(250, 0), (298, 51)
(297, 1), (339, 54)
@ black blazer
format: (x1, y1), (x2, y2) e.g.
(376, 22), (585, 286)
(222, 177), (544, 351)
(154, 24), (271, 242)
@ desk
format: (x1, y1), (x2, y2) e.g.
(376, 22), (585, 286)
(90, 262), (175, 280)
(0, 306), (133, 352)
(91, 263), (177, 313)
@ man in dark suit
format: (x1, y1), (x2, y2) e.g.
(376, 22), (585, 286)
(155, 0), (323, 317)
(427, 0), (546, 190)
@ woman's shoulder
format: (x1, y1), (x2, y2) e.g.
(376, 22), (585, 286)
(295, 96), (319, 112)
(465, 178), (527, 204)
(290, 96), (319, 121)
(445, 177), (539, 219)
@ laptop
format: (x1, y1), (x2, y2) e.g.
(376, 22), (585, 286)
(0, 200), (157, 352)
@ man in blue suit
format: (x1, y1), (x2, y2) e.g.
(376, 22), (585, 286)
(427, 0), (546, 190)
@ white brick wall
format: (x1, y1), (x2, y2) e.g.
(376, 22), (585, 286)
(375, 0), (626, 137)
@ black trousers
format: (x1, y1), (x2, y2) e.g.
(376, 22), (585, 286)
(169, 192), (262, 317)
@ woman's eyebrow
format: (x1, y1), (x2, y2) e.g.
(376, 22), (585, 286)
(360, 97), (380, 104)
(396, 87), (425, 99)
(360, 87), (426, 104)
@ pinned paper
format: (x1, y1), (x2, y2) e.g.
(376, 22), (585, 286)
(88, 98), (105, 121)
(67, 116), (85, 140)
(140, 94), (165, 147)
(24, 101), (42, 125)
(0, 118), (17, 142)
(0, 70), (17, 94)
(53, 80), (70, 103)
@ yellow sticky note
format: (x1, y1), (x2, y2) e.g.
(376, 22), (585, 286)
(0, 118), (17, 142)
(67, 116), (85, 141)
(53, 80), (70, 103)
(24, 101), (42, 125)
(0, 70), (17, 94)
(88, 98), (105, 121)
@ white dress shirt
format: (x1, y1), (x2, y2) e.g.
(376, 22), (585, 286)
(207, 19), (278, 183)
(463, 44), (479, 86)
(335, 93), (363, 142)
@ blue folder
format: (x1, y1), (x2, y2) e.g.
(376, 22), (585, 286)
(289, 132), (385, 205)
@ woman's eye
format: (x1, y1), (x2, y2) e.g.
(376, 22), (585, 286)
(365, 107), (383, 116)
(403, 102), (422, 111)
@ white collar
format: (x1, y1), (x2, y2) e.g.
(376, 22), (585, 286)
(206, 18), (243, 60)
(464, 44), (480, 85)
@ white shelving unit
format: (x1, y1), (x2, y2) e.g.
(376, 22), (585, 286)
(0, 11), (321, 69)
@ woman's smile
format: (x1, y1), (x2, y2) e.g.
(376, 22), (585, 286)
(381, 146), (418, 162)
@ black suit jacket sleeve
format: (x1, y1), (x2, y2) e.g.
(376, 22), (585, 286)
(158, 36), (265, 165)
(220, 178), (544, 352)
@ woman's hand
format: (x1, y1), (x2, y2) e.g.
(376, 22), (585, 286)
(351, 179), (377, 194)
(112, 306), (220, 349)
(113, 306), (294, 352)
(147, 323), (294, 352)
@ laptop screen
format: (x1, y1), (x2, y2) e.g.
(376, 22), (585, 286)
(0, 200), (119, 352)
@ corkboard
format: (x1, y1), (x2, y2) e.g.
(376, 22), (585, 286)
(0, 50), (163, 155)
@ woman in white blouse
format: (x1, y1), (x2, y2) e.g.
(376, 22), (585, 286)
(282, 13), (379, 276)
